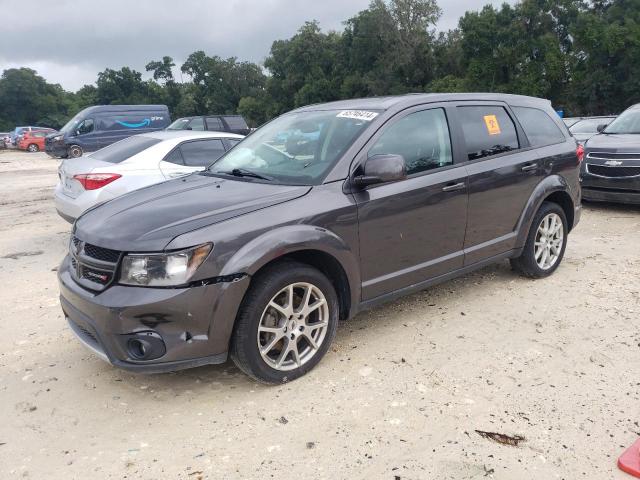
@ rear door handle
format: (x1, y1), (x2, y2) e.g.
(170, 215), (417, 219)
(521, 163), (538, 172)
(442, 182), (466, 192)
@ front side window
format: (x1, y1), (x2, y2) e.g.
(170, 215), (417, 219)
(570, 118), (609, 134)
(180, 139), (226, 167)
(604, 110), (640, 134)
(77, 119), (94, 135)
(206, 117), (224, 131)
(210, 109), (377, 185)
(458, 106), (519, 160)
(189, 117), (205, 131)
(368, 109), (453, 175)
(513, 106), (565, 147)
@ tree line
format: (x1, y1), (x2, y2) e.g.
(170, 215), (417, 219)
(1, 0), (638, 131)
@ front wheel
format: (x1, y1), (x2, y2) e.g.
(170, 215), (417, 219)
(68, 144), (83, 158)
(510, 201), (568, 278)
(230, 261), (339, 384)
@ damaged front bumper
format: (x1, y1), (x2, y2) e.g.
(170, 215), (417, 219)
(58, 255), (250, 373)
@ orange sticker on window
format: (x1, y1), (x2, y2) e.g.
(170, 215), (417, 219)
(484, 115), (501, 135)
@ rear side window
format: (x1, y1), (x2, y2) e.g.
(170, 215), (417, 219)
(458, 106), (519, 160)
(206, 117), (224, 131)
(90, 136), (161, 163)
(223, 116), (248, 130)
(179, 139), (226, 167)
(513, 106), (565, 146)
(227, 138), (241, 148)
(368, 108), (453, 175)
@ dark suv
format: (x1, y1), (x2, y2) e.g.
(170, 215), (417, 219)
(58, 93), (582, 383)
(167, 115), (250, 136)
(581, 103), (640, 204)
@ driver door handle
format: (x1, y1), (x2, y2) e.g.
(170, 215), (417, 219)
(442, 182), (466, 192)
(521, 163), (538, 172)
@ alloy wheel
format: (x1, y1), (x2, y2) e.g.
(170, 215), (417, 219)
(534, 213), (564, 270)
(257, 282), (329, 371)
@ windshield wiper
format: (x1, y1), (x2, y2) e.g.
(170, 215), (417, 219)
(215, 168), (273, 181)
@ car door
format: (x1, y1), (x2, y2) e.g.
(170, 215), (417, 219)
(159, 139), (227, 179)
(353, 106), (469, 300)
(452, 102), (545, 265)
(72, 118), (99, 151)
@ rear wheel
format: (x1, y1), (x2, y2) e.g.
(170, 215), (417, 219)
(510, 201), (568, 278)
(68, 145), (83, 158)
(230, 261), (339, 384)
(27, 143), (39, 152)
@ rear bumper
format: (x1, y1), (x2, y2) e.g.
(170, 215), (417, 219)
(54, 184), (90, 223)
(58, 255), (250, 373)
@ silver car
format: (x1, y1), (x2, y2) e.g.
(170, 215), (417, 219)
(54, 130), (243, 222)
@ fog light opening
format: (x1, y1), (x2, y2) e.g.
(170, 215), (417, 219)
(128, 338), (150, 360)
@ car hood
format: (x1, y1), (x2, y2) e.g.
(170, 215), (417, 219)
(74, 173), (311, 251)
(585, 133), (640, 152)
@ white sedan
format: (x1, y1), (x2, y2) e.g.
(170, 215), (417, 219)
(54, 130), (243, 223)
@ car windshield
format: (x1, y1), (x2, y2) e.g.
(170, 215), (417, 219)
(59, 114), (84, 134)
(604, 109), (640, 134)
(167, 118), (191, 130)
(208, 109), (379, 185)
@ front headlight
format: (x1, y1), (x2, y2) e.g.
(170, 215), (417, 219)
(119, 243), (212, 287)
(53, 135), (63, 142)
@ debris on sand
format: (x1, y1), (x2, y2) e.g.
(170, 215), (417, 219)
(2, 250), (43, 259)
(475, 430), (525, 447)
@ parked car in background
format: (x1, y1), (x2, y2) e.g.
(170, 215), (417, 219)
(563, 117), (582, 128)
(0, 133), (10, 149)
(581, 104), (640, 204)
(10, 126), (54, 147)
(569, 116), (617, 144)
(54, 130), (243, 223)
(18, 129), (57, 152)
(46, 105), (171, 159)
(58, 93), (581, 383)
(167, 115), (250, 136)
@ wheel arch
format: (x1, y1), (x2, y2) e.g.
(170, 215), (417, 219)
(219, 225), (360, 321)
(515, 175), (576, 248)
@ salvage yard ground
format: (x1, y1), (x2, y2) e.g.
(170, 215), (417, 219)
(0, 150), (639, 479)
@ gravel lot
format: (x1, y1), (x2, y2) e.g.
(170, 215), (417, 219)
(0, 150), (639, 479)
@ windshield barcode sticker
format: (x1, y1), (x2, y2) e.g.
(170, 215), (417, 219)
(337, 110), (379, 122)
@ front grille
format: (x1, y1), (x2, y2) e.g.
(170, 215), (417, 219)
(70, 236), (121, 290)
(83, 243), (121, 263)
(587, 164), (640, 178)
(587, 152), (640, 161)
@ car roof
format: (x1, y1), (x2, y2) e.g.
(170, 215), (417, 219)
(138, 130), (244, 140)
(292, 92), (553, 113)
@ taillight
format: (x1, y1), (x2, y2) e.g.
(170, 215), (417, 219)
(73, 173), (121, 190)
(576, 144), (584, 163)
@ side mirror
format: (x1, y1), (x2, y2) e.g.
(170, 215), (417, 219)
(353, 154), (407, 187)
(596, 124), (608, 133)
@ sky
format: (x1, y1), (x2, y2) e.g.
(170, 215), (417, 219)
(0, 0), (512, 92)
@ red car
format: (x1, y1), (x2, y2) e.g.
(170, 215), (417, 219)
(18, 129), (55, 152)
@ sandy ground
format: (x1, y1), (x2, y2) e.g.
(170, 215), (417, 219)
(0, 149), (638, 480)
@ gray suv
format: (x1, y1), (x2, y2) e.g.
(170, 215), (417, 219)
(58, 93), (582, 383)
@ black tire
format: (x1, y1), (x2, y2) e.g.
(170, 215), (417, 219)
(68, 145), (83, 158)
(27, 143), (39, 152)
(510, 201), (568, 278)
(230, 260), (339, 384)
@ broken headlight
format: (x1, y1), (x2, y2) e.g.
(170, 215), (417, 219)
(119, 243), (212, 287)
